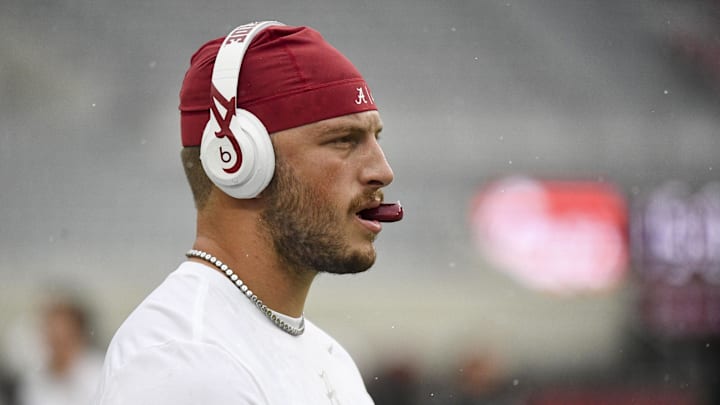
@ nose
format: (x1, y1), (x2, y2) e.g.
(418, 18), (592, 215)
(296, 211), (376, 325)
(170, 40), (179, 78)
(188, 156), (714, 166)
(362, 138), (394, 188)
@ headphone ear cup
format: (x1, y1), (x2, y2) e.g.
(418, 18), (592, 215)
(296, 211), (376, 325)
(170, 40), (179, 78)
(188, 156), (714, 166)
(200, 108), (275, 199)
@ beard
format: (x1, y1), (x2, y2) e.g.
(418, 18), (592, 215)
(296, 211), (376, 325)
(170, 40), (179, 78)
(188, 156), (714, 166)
(259, 159), (378, 275)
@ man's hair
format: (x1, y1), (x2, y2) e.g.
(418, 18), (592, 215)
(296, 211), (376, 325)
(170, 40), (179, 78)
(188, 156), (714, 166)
(181, 146), (213, 210)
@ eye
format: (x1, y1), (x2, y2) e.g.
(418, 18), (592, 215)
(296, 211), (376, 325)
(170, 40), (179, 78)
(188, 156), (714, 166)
(330, 135), (360, 148)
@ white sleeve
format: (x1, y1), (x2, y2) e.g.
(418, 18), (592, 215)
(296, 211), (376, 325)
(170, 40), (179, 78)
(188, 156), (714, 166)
(95, 340), (267, 405)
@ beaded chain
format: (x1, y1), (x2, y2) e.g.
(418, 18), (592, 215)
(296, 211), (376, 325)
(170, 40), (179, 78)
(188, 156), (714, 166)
(185, 249), (305, 336)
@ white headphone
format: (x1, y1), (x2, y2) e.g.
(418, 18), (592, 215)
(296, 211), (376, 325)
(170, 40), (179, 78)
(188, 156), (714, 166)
(200, 21), (285, 199)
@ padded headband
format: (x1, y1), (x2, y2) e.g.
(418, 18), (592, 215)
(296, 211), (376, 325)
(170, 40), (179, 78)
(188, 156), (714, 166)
(212, 21), (285, 110)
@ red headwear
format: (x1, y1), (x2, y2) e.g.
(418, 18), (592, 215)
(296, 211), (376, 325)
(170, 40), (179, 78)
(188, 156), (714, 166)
(179, 25), (377, 147)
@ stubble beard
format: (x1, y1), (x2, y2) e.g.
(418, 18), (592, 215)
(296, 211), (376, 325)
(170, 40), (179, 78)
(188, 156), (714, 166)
(260, 160), (377, 276)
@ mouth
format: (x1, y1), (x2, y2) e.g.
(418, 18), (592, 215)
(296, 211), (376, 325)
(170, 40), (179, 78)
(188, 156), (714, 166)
(354, 200), (383, 234)
(358, 202), (404, 222)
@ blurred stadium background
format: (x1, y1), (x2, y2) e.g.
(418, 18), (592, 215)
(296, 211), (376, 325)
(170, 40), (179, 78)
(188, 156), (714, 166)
(1, 0), (719, 403)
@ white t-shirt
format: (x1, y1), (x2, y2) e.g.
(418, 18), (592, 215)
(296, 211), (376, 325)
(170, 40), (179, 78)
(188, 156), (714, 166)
(94, 261), (374, 405)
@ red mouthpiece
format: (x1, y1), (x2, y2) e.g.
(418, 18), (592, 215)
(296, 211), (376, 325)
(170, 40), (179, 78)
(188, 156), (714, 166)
(359, 202), (404, 222)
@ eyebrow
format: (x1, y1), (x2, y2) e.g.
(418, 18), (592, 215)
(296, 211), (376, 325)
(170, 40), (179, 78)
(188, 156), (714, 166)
(318, 123), (383, 138)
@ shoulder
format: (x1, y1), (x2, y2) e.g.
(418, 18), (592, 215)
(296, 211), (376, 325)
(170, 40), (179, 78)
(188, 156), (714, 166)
(97, 263), (268, 404)
(105, 262), (238, 363)
(95, 340), (266, 405)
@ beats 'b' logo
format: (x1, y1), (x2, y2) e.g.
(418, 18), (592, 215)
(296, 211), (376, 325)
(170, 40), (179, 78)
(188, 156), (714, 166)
(210, 85), (242, 174)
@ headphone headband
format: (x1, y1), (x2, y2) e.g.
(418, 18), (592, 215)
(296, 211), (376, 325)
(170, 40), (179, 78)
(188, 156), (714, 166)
(212, 21), (285, 107)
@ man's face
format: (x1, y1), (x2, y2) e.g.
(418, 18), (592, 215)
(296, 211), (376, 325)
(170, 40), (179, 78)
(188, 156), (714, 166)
(260, 110), (394, 275)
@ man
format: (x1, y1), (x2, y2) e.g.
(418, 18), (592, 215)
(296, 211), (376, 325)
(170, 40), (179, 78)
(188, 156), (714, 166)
(19, 295), (103, 405)
(94, 21), (401, 404)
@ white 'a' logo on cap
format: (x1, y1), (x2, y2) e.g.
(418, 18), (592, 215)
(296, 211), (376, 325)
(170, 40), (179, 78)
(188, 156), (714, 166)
(354, 85), (374, 105)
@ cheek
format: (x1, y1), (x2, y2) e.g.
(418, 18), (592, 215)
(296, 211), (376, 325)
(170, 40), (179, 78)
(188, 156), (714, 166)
(303, 162), (346, 193)
(284, 153), (355, 206)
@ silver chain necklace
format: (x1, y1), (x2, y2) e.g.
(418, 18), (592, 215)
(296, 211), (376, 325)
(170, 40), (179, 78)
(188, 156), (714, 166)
(185, 249), (305, 336)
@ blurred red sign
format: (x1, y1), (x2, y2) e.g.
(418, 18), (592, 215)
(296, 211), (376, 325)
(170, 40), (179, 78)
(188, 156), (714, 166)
(470, 177), (628, 294)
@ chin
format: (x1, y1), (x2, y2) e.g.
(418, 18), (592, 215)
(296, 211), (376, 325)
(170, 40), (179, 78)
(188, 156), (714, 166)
(323, 247), (376, 275)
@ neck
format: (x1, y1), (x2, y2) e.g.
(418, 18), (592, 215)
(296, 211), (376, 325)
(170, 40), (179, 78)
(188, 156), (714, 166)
(191, 234), (316, 318)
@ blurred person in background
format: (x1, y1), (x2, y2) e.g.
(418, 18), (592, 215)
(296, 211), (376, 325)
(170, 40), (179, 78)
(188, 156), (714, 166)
(17, 295), (103, 405)
(366, 358), (420, 405)
(94, 20), (401, 404)
(451, 350), (522, 405)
